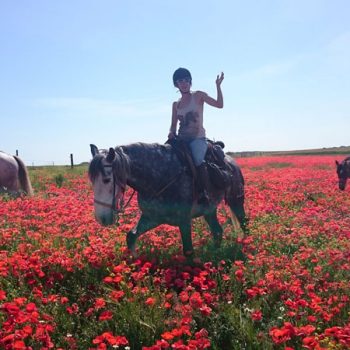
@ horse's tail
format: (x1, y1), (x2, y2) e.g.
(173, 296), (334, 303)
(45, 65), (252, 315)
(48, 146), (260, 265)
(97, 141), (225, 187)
(13, 155), (34, 196)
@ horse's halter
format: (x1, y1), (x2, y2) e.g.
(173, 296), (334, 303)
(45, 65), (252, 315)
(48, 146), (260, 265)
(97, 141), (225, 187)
(93, 164), (124, 214)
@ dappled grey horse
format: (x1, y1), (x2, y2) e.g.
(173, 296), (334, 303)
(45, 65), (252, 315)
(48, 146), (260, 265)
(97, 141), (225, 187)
(89, 142), (247, 257)
(336, 156), (350, 190)
(0, 151), (33, 196)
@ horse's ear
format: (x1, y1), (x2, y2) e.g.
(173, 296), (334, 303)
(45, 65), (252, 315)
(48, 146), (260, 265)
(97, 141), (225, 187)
(106, 148), (116, 163)
(335, 160), (339, 166)
(90, 144), (99, 157)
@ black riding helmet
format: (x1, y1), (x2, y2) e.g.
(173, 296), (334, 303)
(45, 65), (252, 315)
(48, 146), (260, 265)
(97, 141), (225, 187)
(173, 68), (192, 86)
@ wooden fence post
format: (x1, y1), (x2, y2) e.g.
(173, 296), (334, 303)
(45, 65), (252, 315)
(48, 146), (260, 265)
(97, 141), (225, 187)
(70, 154), (74, 169)
(16, 150), (18, 156)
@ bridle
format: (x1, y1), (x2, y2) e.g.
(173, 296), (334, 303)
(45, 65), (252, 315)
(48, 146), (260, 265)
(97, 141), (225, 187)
(93, 164), (134, 215)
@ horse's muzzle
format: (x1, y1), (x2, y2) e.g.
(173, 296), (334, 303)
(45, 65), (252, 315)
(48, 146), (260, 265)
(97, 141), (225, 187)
(95, 212), (115, 226)
(339, 179), (347, 191)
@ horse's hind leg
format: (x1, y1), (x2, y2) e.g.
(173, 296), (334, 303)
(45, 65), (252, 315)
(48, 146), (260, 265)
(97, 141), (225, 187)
(204, 211), (223, 248)
(5, 179), (21, 197)
(126, 214), (160, 257)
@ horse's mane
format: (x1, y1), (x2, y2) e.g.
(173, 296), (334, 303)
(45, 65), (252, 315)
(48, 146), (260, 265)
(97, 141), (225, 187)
(88, 147), (130, 187)
(125, 142), (170, 153)
(88, 154), (104, 182)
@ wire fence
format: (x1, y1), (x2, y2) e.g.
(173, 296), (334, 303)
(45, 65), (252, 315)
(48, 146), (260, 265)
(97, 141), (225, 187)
(14, 151), (77, 168)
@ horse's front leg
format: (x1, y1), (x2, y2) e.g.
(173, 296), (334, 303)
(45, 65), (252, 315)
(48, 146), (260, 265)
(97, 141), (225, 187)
(204, 210), (223, 248)
(179, 220), (194, 257)
(126, 214), (160, 257)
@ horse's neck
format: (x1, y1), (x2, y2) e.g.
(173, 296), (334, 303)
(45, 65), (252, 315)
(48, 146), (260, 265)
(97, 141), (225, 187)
(123, 143), (178, 192)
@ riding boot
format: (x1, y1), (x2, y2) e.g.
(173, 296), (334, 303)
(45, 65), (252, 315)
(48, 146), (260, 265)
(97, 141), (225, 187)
(196, 163), (210, 206)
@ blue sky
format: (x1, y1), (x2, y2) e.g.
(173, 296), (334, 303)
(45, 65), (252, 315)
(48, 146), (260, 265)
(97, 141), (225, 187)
(1, 1), (349, 165)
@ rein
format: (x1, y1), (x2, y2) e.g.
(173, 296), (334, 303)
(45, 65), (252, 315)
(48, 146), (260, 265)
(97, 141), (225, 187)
(93, 189), (136, 213)
(150, 169), (184, 198)
(119, 188), (136, 213)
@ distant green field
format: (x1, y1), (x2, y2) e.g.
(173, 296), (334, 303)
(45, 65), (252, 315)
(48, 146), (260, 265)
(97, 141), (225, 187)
(28, 164), (88, 176)
(28, 164), (88, 191)
(228, 145), (350, 158)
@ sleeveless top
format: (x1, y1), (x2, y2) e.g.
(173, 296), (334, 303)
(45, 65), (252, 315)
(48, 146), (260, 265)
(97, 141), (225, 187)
(176, 92), (206, 140)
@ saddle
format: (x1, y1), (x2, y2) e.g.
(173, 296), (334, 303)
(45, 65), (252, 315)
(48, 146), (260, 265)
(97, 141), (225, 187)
(167, 138), (232, 190)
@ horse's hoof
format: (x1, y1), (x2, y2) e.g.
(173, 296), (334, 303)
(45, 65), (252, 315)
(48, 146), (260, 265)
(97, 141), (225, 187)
(184, 254), (202, 267)
(129, 248), (138, 259)
(184, 250), (194, 258)
(213, 233), (223, 248)
(126, 232), (137, 252)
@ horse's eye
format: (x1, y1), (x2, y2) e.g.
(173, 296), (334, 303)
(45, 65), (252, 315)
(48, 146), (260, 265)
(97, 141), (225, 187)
(103, 178), (111, 184)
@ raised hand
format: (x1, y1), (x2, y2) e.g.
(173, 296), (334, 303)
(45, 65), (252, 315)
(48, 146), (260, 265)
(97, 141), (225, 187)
(216, 72), (224, 86)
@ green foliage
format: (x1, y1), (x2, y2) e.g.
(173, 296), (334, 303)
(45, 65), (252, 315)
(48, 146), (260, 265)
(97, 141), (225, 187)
(266, 162), (293, 168)
(54, 174), (65, 187)
(203, 305), (271, 350)
(0, 191), (12, 202)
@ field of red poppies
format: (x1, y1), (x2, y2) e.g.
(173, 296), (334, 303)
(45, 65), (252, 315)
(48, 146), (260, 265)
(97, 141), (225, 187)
(1, 155), (350, 350)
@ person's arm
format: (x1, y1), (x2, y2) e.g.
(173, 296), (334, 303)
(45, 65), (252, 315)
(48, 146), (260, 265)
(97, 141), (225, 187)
(199, 72), (224, 108)
(168, 101), (178, 139)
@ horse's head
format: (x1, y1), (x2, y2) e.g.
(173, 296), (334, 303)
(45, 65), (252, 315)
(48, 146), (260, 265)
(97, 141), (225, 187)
(335, 160), (348, 191)
(89, 144), (130, 225)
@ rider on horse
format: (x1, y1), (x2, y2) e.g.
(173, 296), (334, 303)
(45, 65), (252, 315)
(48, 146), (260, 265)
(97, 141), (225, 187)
(168, 68), (225, 206)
